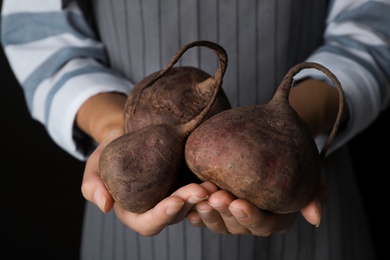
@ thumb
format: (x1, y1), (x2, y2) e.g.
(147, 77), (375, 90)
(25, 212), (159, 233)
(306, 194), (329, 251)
(300, 173), (329, 227)
(300, 198), (321, 227)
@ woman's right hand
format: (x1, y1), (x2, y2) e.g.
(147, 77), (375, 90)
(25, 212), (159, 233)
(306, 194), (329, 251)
(80, 126), (215, 236)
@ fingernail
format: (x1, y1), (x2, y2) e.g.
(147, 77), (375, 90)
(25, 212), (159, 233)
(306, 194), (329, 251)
(208, 202), (225, 210)
(188, 195), (208, 204)
(94, 190), (107, 213)
(166, 201), (185, 216)
(229, 207), (247, 219)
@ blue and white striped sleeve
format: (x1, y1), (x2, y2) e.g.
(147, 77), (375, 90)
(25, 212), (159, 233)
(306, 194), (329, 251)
(294, 0), (390, 155)
(1, 0), (133, 160)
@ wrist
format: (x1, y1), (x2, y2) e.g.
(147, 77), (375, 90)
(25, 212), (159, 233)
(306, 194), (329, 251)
(289, 78), (348, 137)
(76, 92), (127, 144)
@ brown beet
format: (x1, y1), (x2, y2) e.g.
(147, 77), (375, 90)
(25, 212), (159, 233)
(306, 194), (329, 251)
(184, 62), (345, 214)
(99, 41), (228, 213)
(99, 124), (191, 213)
(124, 41), (231, 133)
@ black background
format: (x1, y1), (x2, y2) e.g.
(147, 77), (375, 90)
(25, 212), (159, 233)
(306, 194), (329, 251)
(1, 1), (85, 257)
(0, 1), (387, 259)
(0, 49), (85, 259)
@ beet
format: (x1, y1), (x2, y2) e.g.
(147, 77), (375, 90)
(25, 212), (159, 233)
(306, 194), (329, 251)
(124, 41), (231, 133)
(184, 62), (345, 214)
(99, 40), (229, 213)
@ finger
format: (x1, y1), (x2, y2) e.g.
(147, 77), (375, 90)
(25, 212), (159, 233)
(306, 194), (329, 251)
(301, 173), (329, 227)
(114, 195), (186, 236)
(169, 183), (210, 224)
(81, 147), (114, 213)
(208, 191), (250, 234)
(170, 183), (210, 201)
(185, 182), (219, 227)
(200, 181), (219, 195)
(300, 198), (321, 227)
(229, 199), (297, 236)
(187, 210), (206, 228)
(196, 200), (229, 234)
(81, 128), (123, 213)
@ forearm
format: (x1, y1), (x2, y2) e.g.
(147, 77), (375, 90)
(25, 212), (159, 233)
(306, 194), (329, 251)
(76, 92), (127, 144)
(1, 0), (133, 159)
(290, 0), (390, 154)
(289, 78), (349, 137)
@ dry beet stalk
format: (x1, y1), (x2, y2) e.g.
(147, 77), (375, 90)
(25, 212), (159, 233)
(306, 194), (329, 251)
(185, 62), (345, 214)
(99, 41), (229, 213)
(124, 40), (231, 133)
(274, 62), (345, 159)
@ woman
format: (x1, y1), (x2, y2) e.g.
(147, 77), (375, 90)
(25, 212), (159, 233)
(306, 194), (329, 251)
(2, 0), (389, 259)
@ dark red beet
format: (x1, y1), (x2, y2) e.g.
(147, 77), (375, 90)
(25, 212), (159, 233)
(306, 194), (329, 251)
(185, 62), (345, 214)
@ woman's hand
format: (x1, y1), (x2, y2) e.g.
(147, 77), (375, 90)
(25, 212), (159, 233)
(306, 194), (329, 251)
(186, 174), (328, 236)
(114, 181), (218, 236)
(80, 125), (217, 236)
(182, 78), (339, 236)
(187, 190), (298, 236)
(76, 93), (220, 236)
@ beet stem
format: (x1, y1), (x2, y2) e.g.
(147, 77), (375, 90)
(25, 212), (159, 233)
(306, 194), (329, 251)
(179, 43), (228, 136)
(131, 40), (228, 116)
(273, 62), (345, 159)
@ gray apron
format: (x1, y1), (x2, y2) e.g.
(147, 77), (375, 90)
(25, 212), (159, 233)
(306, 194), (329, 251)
(80, 1), (376, 259)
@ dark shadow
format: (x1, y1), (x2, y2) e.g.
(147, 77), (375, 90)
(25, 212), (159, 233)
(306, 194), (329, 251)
(0, 2), (85, 258)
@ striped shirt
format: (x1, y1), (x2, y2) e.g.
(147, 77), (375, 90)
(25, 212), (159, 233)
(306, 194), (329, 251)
(1, 1), (389, 259)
